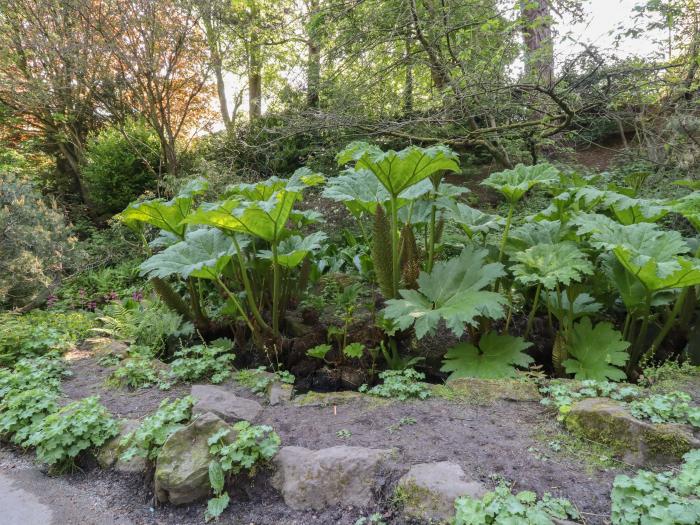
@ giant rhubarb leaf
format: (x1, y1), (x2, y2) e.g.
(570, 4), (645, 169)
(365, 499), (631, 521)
(441, 332), (533, 379)
(382, 246), (506, 338)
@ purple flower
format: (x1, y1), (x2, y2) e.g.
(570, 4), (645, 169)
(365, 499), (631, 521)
(46, 294), (58, 308)
(86, 301), (97, 311)
(106, 291), (119, 302)
(132, 290), (144, 302)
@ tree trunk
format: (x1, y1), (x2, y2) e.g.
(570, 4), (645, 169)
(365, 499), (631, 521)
(306, 0), (321, 108)
(248, 2), (262, 121)
(520, 0), (553, 86)
(403, 36), (414, 114)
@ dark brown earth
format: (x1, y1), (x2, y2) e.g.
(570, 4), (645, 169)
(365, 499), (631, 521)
(0, 346), (649, 525)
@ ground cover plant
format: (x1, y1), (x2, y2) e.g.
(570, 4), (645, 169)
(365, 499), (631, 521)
(2, 1), (700, 523)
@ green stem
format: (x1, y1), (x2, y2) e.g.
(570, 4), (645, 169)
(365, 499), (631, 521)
(498, 203), (515, 263)
(629, 293), (652, 373)
(214, 276), (256, 335)
(622, 312), (632, 341)
(271, 241), (281, 338)
(231, 236), (271, 334)
(427, 200), (437, 273)
(644, 287), (689, 363)
(390, 196), (400, 298)
(524, 283), (542, 339)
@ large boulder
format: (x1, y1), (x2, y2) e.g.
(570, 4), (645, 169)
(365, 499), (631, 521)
(397, 462), (487, 523)
(191, 384), (262, 423)
(154, 412), (233, 505)
(565, 397), (700, 465)
(97, 419), (146, 474)
(272, 445), (393, 510)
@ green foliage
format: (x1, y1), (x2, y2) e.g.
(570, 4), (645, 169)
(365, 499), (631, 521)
(82, 118), (160, 214)
(307, 344), (332, 360)
(372, 205), (394, 298)
(0, 387), (59, 445)
(120, 396), (194, 461)
(0, 356), (67, 400)
(169, 339), (236, 384)
(0, 310), (94, 367)
(359, 369), (431, 401)
(454, 482), (580, 525)
(234, 367), (294, 395)
(24, 396), (119, 472)
(539, 380), (642, 414)
(0, 172), (74, 308)
(206, 421), (281, 520)
(93, 299), (193, 355)
(441, 333), (534, 380)
(629, 392), (700, 427)
(382, 246), (506, 339)
(481, 163), (559, 204)
(611, 450), (700, 525)
(562, 318), (630, 381)
(512, 242), (593, 289)
(106, 348), (162, 390)
(336, 142), (460, 199)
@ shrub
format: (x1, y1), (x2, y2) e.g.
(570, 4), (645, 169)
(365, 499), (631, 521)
(359, 369), (431, 400)
(82, 118), (160, 215)
(24, 396), (119, 472)
(0, 172), (75, 308)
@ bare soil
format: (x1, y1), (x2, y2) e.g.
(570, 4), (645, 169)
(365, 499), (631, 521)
(0, 349), (649, 524)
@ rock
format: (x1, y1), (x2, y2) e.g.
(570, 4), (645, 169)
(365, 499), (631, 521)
(191, 384), (262, 423)
(292, 390), (369, 407)
(267, 381), (294, 406)
(397, 462), (487, 523)
(272, 446), (393, 510)
(565, 397), (700, 465)
(154, 412), (233, 505)
(433, 378), (541, 404)
(97, 419), (146, 474)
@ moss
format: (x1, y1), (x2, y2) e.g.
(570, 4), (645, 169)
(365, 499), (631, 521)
(642, 425), (694, 460)
(292, 390), (389, 408)
(532, 423), (620, 472)
(564, 408), (633, 455)
(394, 482), (445, 523)
(432, 378), (540, 405)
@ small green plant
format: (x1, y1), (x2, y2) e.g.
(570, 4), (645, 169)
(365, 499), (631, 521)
(120, 396), (194, 461)
(540, 380), (641, 417)
(359, 369), (431, 401)
(206, 421), (281, 521)
(454, 481), (580, 524)
(388, 416), (417, 433)
(0, 386), (59, 445)
(611, 450), (700, 524)
(354, 514), (386, 525)
(24, 396), (119, 472)
(629, 392), (700, 428)
(336, 429), (352, 439)
(234, 367), (294, 396)
(169, 339), (235, 384)
(106, 347), (162, 389)
(0, 356), (68, 400)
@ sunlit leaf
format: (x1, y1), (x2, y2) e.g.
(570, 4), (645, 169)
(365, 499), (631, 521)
(441, 333), (533, 379)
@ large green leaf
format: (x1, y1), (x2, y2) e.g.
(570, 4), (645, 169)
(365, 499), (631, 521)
(614, 246), (700, 292)
(382, 246), (507, 339)
(512, 242), (593, 289)
(543, 291), (602, 322)
(445, 202), (504, 238)
(185, 191), (297, 243)
(562, 318), (629, 381)
(601, 254), (674, 314)
(322, 168), (391, 215)
(505, 220), (571, 254)
(481, 163), (559, 203)
(117, 178), (208, 238)
(139, 228), (241, 280)
(224, 167), (323, 201)
(671, 191), (700, 232)
(440, 333), (533, 379)
(258, 231), (327, 268)
(606, 192), (669, 225)
(336, 142), (460, 198)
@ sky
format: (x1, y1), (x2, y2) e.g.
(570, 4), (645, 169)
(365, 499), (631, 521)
(559, 0), (662, 58)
